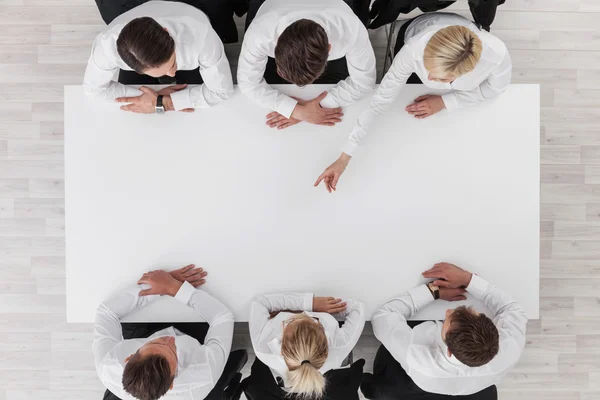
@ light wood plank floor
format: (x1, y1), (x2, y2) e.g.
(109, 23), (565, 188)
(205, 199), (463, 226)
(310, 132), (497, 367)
(0, 1), (599, 399)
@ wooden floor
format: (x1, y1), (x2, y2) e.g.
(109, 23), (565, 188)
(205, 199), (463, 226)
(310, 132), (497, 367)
(0, 0), (599, 399)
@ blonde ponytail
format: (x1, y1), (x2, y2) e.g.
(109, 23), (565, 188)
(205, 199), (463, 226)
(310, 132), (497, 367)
(424, 25), (483, 79)
(281, 315), (329, 399)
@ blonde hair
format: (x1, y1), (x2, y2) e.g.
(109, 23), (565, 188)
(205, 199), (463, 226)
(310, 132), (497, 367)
(281, 314), (329, 399)
(423, 25), (483, 79)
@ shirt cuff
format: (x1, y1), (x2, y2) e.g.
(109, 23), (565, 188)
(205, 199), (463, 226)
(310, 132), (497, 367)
(278, 96), (299, 119)
(465, 274), (490, 300)
(174, 281), (196, 305)
(319, 93), (338, 109)
(341, 140), (358, 157)
(169, 88), (192, 111)
(303, 293), (314, 312)
(408, 284), (435, 310)
(441, 92), (459, 112)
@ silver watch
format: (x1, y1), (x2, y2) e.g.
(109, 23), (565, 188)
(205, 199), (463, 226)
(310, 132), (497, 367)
(155, 95), (165, 114)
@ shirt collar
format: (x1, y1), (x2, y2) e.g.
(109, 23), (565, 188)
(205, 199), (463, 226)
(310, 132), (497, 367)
(434, 321), (467, 367)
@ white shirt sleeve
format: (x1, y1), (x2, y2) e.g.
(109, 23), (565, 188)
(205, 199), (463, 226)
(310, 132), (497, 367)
(319, 25), (376, 109)
(342, 45), (415, 156)
(371, 285), (435, 369)
(466, 275), (527, 353)
(441, 49), (512, 111)
(83, 37), (142, 101)
(173, 281), (235, 388)
(249, 292), (313, 370)
(92, 284), (162, 373)
(169, 28), (235, 111)
(237, 28), (299, 119)
(329, 298), (366, 362)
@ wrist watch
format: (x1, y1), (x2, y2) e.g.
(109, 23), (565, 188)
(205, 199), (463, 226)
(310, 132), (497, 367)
(155, 95), (165, 114)
(427, 282), (440, 300)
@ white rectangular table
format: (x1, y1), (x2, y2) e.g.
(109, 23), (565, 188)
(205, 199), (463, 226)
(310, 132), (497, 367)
(65, 84), (540, 322)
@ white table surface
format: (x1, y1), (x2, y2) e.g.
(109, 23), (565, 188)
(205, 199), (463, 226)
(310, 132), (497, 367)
(65, 84), (540, 323)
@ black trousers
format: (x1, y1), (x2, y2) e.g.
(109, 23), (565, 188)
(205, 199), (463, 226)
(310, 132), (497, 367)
(393, 17), (423, 84)
(361, 345), (498, 400)
(117, 68), (204, 85)
(263, 57), (350, 85)
(102, 322), (247, 400)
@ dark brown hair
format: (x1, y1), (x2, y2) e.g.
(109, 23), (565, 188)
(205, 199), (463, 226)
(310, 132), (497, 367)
(445, 306), (499, 367)
(122, 352), (173, 400)
(117, 17), (175, 73)
(274, 19), (329, 86)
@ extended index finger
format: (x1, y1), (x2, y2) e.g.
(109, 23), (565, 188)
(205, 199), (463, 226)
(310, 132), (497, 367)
(314, 171), (328, 187)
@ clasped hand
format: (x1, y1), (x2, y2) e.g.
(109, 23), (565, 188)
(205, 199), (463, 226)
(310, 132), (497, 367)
(422, 262), (474, 302)
(137, 264), (207, 297)
(116, 84), (194, 113)
(265, 91), (343, 130)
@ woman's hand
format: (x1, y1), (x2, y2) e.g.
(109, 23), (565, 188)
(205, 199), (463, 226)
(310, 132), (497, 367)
(405, 95), (445, 119)
(313, 297), (347, 314)
(314, 153), (352, 193)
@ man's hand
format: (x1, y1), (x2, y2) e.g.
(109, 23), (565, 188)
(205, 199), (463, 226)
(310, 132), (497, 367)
(137, 270), (182, 297)
(314, 153), (351, 193)
(265, 112), (301, 130)
(422, 262), (473, 289)
(116, 86), (159, 114)
(169, 264), (207, 287)
(291, 91), (343, 126)
(158, 84), (194, 113)
(313, 296), (347, 314)
(405, 95), (445, 119)
(439, 287), (467, 302)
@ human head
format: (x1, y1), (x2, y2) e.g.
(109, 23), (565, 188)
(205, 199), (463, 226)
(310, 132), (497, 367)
(117, 17), (177, 77)
(122, 336), (178, 400)
(442, 306), (499, 367)
(423, 25), (483, 83)
(275, 19), (330, 86)
(281, 314), (329, 398)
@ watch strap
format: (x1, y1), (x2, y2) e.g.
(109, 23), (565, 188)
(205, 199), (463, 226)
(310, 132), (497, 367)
(427, 282), (440, 300)
(157, 95), (164, 108)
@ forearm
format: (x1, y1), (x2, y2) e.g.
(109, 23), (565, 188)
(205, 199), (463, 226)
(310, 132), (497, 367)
(333, 299), (365, 352)
(320, 76), (375, 109)
(93, 284), (161, 370)
(252, 292), (313, 313)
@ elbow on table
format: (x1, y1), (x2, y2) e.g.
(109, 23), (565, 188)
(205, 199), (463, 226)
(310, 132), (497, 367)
(83, 84), (109, 101)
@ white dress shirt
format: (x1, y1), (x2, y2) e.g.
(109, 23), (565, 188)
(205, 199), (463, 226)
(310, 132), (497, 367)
(93, 282), (234, 400)
(249, 292), (365, 386)
(371, 274), (527, 396)
(344, 12), (512, 156)
(83, 1), (234, 111)
(237, 0), (376, 119)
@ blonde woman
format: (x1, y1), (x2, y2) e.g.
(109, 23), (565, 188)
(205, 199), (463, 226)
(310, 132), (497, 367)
(315, 12), (512, 193)
(245, 292), (365, 399)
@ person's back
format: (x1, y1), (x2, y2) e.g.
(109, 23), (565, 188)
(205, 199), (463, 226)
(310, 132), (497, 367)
(93, 266), (235, 400)
(84, 1), (233, 113)
(367, 262), (527, 397)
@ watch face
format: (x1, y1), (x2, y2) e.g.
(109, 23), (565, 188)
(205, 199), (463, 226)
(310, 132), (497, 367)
(155, 106), (165, 114)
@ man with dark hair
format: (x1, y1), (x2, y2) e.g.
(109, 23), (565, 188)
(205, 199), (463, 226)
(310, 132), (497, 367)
(93, 265), (235, 400)
(238, 0), (376, 130)
(363, 262), (527, 399)
(84, 1), (234, 114)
